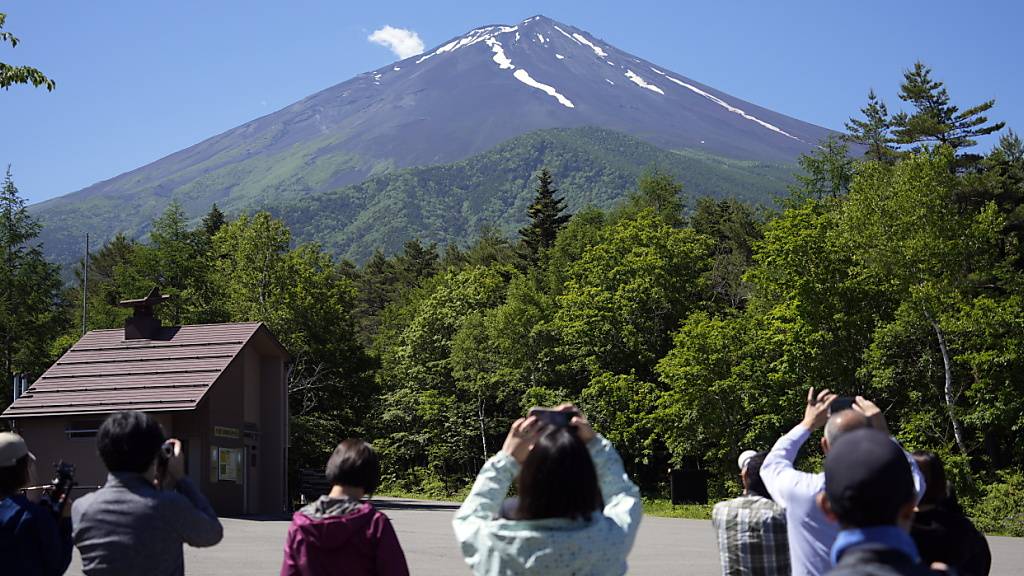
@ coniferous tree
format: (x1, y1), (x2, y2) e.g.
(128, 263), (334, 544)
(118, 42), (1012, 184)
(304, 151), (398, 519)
(354, 250), (401, 343)
(395, 239), (439, 287)
(789, 135), (854, 202)
(74, 233), (137, 330)
(201, 203), (227, 238)
(891, 62), (1004, 163)
(519, 169), (571, 260)
(0, 168), (65, 404)
(845, 89), (898, 164)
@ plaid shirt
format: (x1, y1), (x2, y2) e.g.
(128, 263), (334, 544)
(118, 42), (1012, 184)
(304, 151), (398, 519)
(712, 494), (790, 576)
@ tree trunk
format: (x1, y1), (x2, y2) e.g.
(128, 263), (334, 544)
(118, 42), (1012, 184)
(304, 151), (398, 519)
(927, 313), (968, 454)
(478, 395), (488, 463)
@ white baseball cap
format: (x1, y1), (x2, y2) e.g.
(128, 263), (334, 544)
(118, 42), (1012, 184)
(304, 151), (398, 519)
(0, 432), (34, 467)
(737, 449), (758, 471)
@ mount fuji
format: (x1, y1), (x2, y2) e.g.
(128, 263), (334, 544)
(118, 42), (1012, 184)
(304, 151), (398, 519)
(33, 15), (837, 264)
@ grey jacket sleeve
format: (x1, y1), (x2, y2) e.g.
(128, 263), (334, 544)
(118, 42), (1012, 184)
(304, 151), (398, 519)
(160, 477), (224, 547)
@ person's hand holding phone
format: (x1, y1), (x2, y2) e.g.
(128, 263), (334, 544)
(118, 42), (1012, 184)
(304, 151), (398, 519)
(801, 387), (837, 432)
(502, 417), (548, 464)
(160, 439), (185, 490)
(551, 403), (596, 443)
(852, 396), (890, 435)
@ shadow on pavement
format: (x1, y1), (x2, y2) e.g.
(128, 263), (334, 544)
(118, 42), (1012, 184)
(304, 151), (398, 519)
(371, 498), (461, 511)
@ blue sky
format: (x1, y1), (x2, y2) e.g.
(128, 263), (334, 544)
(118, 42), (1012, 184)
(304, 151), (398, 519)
(3, 0), (1021, 204)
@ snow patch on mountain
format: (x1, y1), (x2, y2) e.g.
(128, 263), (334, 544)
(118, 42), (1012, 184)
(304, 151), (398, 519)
(625, 70), (664, 95)
(485, 38), (515, 69)
(648, 68), (802, 141)
(553, 25), (580, 44)
(416, 25), (518, 64)
(605, 79), (615, 85)
(536, 33), (546, 43)
(572, 33), (608, 57)
(513, 69), (574, 108)
(555, 53), (565, 59)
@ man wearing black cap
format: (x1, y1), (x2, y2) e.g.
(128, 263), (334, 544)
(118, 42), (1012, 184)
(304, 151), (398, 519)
(818, 428), (943, 576)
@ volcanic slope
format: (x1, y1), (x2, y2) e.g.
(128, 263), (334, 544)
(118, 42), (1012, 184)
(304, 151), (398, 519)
(268, 127), (794, 262)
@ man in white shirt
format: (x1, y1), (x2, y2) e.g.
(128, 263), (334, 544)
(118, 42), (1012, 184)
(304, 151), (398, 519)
(760, 388), (925, 576)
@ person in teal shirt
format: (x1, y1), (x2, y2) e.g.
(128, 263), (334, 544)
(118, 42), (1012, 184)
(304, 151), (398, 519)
(452, 405), (642, 575)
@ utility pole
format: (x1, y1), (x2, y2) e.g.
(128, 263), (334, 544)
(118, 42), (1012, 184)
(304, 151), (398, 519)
(82, 233), (89, 335)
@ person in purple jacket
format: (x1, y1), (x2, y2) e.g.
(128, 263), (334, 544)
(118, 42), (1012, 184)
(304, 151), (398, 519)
(281, 438), (409, 576)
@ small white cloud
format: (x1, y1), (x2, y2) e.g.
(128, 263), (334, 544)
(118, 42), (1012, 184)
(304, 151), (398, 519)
(368, 25), (424, 59)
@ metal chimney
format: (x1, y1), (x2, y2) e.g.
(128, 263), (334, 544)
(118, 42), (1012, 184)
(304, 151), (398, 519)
(117, 287), (171, 340)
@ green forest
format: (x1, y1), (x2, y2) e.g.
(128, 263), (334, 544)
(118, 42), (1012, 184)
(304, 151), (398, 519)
(2, 62), (1022, 536)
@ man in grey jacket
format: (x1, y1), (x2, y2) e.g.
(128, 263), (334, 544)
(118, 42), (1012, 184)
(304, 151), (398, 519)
(72, 411), (223, 576)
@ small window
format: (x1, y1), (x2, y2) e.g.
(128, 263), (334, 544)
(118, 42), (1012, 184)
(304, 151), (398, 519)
(65, 420), (104, 439)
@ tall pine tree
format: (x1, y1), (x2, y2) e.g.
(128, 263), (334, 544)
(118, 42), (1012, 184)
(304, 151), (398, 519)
(201, 203), (227, 238)
(519, 169), (571, 261)
(0, 168), (65, 406)
(845, 89), (898, 164)
(891, 61), (1004, 165)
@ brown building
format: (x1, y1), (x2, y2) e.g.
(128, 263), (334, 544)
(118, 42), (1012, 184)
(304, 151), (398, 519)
(2, 292), (290, 515)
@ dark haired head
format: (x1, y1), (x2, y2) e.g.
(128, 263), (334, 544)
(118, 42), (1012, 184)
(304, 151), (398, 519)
(325, 439), (379, 494)
(912, 451), (949, 506)
(742, 452), (772, 500)
(516, 428), (602, 521)
(0, 455), (31, 495)
(97, 411), (166, 474)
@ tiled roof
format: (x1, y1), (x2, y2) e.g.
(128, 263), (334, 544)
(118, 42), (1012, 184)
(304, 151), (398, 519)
(3, 323), (271, 418)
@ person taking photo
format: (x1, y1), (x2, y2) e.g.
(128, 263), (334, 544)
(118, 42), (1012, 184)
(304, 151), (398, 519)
(760, 389), (925, 576)
(452, 404), (642, 575)
(0, 431), (73, 576)
(72, 410), (223, 576)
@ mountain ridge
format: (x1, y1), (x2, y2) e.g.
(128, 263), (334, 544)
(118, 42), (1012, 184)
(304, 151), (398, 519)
(265, 126), (795, 261)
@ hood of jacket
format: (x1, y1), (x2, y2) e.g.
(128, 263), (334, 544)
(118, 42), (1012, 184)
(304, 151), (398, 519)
(292, 497), (375, 551)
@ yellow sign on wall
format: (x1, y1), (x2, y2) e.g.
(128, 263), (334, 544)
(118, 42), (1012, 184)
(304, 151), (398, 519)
(219, 447), (240, 482)
(214, 426), (240, 439)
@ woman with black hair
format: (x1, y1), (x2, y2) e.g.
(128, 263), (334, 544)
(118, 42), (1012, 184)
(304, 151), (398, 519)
(452, 405), (642, 575)
(280, 438), (409, 576)
(910, 451), (991, 576)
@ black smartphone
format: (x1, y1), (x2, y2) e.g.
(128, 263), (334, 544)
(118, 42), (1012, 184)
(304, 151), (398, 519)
(155, 440), (174, 485)
(528, 407), (578, 428)
(829, 396), (856, 415)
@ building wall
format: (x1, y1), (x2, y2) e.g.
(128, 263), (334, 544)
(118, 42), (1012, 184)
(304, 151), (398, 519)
(259, 354), (286, 513)
(195, 338), (288, 515)
(201, 356), (246, 515)
(14, 413), (175, 497)
(11, 330), (288, 516)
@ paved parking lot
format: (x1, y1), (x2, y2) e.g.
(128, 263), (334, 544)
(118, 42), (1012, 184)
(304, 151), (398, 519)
(66, 498), (1023, 575)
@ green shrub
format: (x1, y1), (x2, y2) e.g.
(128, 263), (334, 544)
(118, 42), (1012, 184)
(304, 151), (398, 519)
(969, 471), (1024, 537)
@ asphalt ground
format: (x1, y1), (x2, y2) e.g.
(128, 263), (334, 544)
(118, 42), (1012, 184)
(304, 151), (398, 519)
(65, 498), (1023, 575)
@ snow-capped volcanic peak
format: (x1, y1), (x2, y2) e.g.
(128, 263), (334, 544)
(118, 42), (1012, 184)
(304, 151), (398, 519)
(396, 15), (814, 149)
